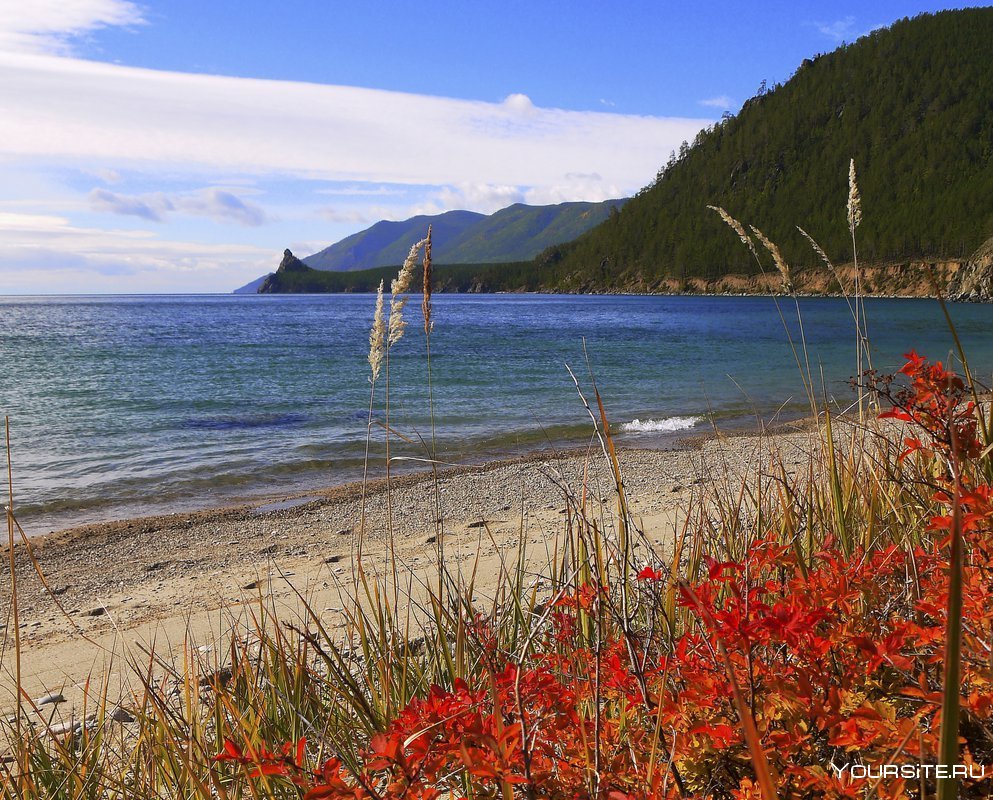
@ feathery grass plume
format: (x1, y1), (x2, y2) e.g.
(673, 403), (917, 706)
(707, 205), (760, 261)
(847, 158), (862, 231)
(749, 225), (793, 293)
(368, 280), (386, 381)
(796, 226), (834, 271)
(422, 225), (433, 335)
(388, 237), (427, 347)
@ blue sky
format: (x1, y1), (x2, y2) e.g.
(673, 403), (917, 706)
(0, 1), (985, 293)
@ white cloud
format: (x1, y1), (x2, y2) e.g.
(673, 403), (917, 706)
(317, 207), (388, 225)
(812, 16), (885, 43)
(324, 174), (626, 226)
(698, 95), (732, 109)
(811, 16), (886, 44)
(89, 188), (163, 221)
(502, 92), (536, 115)
(0, 212), (274, 292)
(413, 183), (527, 216)
(0, 0), (144, 55)
(0, 52), (710, 194)
(88, 187), (269, 226)
(314, 185), (407, 197)
(815, 16), (857, 41)
(92, 167), (122, 183)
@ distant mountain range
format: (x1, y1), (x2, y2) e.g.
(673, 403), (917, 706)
(234, 199), (625, 293)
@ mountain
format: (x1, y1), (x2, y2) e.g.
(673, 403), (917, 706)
(530, 9), (993, 291)
(233, 200), (626, 293)
(255, 259), (537, 295)
(256, 249), (312, 293)
(301, 200), (626, 272)
(303, 210), (484, 271)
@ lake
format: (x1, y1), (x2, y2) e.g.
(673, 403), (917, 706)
(2, 293), (991, 532)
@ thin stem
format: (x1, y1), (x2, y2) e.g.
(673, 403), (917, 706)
(5, 417), (23, 774)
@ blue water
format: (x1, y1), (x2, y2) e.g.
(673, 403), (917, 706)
(2, 294), (991, 532)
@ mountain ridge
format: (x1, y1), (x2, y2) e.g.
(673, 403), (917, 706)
(234, 198), (625, 293)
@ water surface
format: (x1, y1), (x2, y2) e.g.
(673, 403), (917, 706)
(2, 294), (991, 532)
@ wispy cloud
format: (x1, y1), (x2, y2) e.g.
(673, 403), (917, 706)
(815, 16), (857, 41)
(89, 188), (163, 221)
(317, 207), (392, 225)
(88, 187), (269, 226)
(811, 16), (883, 43)
(0, 0), (145, 55)
(698, 95), (733, 110)
(0, 212), (273, 293)
(415, 183), (527, 216)
(314, 185), (408, 197)
(0, 53), (709, 193)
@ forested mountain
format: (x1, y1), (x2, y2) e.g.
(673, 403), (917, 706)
(302, 210), (483, 271)
(301, 200), (625, 271)
(236, 199), (624, 293)
(533, 8), (993, 290)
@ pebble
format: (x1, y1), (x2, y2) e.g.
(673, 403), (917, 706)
(109, 707), (135, 723)
(36, 692), (65, 706)
(48, 720), (82, 737)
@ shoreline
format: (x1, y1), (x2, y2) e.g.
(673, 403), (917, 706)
(14, 413), (757, 541)
(13, 409), (798, 548)
(0, 418), (822, 714)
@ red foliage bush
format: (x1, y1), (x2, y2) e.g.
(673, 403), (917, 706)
(218, 352), (993, 799)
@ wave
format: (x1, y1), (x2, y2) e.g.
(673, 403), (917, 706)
(619, 416), (702, 433)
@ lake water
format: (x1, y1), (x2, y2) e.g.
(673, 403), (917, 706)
(2, 294), (991, 533)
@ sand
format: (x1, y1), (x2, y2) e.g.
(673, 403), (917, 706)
(0, 422), (823, 723)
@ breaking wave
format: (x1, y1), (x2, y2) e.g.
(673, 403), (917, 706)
(619, 416), (702, 433)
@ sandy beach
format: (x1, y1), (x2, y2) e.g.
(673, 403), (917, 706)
(0, 420), (827, 727)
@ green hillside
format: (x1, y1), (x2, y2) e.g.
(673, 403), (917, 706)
(300, 200), (625, 272)
(257, 258), (538, 294)
(303, 210), (484, 271)
(534, 9), (993, 289)
(441, 201), (625, 262)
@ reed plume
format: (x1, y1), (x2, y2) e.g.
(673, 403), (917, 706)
(368, 280), (386, 382)
(749, 225), (793, 293)
(422, 225), (433, 335)
(707, 205), (760, 261)
(796, 226), (834, 272)
(847, 158), (862, 231)
(388, 238), (427, 347)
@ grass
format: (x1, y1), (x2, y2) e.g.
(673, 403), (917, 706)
(2, 190), (992, 799)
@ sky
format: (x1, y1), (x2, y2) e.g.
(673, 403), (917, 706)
(0, 1), (987, 293)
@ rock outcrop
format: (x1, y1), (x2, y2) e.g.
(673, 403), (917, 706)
(948, 236), (993, 302)
(258, 250), (309, 293)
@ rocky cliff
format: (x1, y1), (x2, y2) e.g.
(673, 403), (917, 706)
(258, 250), (310, 293)
(947, 236), (993, 302)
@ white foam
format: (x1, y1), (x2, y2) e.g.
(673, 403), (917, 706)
(620, 416), (702, 433)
